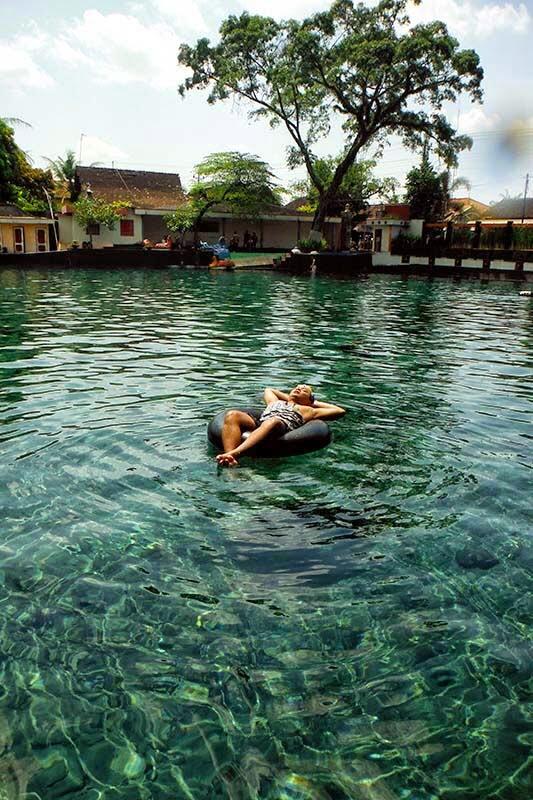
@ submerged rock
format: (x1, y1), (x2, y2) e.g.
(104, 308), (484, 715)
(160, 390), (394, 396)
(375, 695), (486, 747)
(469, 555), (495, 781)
(455, 547), (500, 570)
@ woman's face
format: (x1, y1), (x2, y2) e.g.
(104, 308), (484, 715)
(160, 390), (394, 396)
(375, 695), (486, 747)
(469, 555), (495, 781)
(289, 384), (313, 405)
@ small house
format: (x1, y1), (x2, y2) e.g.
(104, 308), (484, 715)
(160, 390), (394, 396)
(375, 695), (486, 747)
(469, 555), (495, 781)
(0, 204), (52, 253)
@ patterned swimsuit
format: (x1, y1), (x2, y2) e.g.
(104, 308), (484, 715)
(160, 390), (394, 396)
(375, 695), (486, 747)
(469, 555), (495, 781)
(259, 401), (305, 433)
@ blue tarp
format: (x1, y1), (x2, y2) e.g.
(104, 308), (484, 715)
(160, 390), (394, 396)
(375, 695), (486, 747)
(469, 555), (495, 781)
(199, 242), (231, 259)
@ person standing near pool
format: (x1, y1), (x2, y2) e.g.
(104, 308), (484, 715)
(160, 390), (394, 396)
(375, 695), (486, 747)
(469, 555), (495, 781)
(216, 385), (345, 466)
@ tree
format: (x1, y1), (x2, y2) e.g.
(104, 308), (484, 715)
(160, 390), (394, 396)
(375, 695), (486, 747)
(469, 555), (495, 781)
(164, 151), (281, 244)
(44, 150), (79, 202)
(0, 119), (54, 212)
(43, 150), (102, 202)
(73, 198), (123, 244)
(289, 155), (399, 215)
(404, 155), (445, 220)
(439, 170), (471, 217)
(404, 147), (472, 220)
(1, 117), (31, 128)
(178, 0), (483, 237)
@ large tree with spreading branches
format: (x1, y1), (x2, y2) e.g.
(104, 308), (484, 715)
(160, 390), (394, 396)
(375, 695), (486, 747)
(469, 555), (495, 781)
(178, 0), (483, 237)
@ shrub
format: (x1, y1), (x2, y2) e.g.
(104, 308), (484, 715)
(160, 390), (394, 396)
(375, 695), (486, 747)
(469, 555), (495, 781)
(390, 232), (423, 253)
(450, 227), (474, 248)
(513, 227), (533, 250)
(297, 237), (329, 252)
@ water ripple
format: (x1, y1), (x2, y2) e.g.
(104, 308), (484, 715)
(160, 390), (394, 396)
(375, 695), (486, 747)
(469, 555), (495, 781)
(0, 268), (531, 799)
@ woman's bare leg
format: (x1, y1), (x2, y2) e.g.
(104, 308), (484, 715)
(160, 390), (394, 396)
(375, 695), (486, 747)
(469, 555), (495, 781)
(217, 418), (285, 466)
(219, 410), (256, 454)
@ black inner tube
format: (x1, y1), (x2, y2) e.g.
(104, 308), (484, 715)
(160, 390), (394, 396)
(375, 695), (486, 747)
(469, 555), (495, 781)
(207, 407), (332, 458)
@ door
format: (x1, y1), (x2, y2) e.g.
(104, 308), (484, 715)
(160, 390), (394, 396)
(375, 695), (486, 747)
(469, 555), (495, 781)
(36, 228), (47, 252)
(14, 227), (25, 253)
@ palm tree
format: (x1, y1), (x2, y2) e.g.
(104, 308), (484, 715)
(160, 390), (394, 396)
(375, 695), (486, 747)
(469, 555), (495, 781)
(440, 171), (472, 219)
(44, 149), (104, 202)
(1, 117), (31, 128)
(43, 149), (79, 202)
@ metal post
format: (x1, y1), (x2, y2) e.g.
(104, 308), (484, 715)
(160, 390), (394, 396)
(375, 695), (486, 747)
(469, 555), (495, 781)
(521, 173), (529, 224)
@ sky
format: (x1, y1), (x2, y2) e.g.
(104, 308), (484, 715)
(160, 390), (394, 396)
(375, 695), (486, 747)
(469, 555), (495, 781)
(1, 0), (532, 205)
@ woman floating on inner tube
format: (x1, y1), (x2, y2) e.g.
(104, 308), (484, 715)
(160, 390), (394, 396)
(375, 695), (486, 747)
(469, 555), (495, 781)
(216, 385), (346, 467)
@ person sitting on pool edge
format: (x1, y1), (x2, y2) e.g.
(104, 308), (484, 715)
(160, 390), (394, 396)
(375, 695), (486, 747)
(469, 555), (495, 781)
(216, 385), (346, 467)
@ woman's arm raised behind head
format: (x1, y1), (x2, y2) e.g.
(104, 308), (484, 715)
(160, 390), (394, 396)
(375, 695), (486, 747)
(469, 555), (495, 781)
(264, 387), (290, 404)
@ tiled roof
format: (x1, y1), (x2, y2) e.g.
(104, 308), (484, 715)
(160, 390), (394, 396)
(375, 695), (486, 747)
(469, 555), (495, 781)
(0, 204), (27, 217)
(284, 196), (312, 212)
(76, 166), (185, 210)
(450, 197), (490, 215)
(482, 198), (533, 220)
(366, 203), (411, 220)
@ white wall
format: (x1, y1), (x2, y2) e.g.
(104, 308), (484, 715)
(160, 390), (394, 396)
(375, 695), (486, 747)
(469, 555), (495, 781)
(372, 253), (532, 275)
(408, 219), (424, 238)
(58, 211), (337, 251)
(185, 217), (313, 250)
(58, 214), (142, 248)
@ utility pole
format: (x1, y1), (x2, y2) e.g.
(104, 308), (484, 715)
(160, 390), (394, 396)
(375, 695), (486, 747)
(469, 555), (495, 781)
(78, 133), (85, 165)
(521, 173), (529, 224)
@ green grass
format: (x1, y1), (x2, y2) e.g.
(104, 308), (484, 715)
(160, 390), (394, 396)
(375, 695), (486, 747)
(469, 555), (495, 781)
(229, 251), (269, 261)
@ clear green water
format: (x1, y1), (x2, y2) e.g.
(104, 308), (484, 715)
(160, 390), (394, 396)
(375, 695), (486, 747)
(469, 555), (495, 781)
(0, 268), (531, 800)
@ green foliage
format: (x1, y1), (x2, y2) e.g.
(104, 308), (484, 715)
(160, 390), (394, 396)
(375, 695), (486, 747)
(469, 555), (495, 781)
(178, 0), (483, 233)
(479, 226), (507, 249)
(44, 150), (79, 201)
(12, 187), (50, 215)
(164, 203), (197, 234)
(73, 198), (123, 231)
(297, 237), (329, 251)
(391, 231), (424, 253)
(165, 152), (281, 237)
(0, 121), (23, 202)
(290, 156), (398, 214)
(450, 226), (474, 247)
(404, 157), (446, 221)
(0, 120), (54, 209)
(513, 226), (533, 250)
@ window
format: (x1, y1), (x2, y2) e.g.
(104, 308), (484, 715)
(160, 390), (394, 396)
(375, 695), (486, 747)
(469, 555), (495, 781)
(120, 219), (134, 237)
(36, 228), (47, 251)
(14, 227), (25, 253)
(86, 223), (100, 236)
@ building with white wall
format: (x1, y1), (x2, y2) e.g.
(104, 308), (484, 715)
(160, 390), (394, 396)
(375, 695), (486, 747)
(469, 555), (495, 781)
(59, 166), (341, 251)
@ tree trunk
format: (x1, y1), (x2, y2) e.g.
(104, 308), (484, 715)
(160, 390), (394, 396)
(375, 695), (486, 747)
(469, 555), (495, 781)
(311, 140), (364, 241)
(311, 202), (328, 237)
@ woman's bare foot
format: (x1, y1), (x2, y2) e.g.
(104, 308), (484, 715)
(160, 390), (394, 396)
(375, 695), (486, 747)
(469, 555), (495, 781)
(216, 452), (240, 467)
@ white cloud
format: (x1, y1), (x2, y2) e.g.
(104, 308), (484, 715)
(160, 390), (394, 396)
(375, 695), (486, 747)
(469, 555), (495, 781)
(0, 30), (54, 90)
(80, 135), (129, 166)
(53, 10), (185, 90)
(459, 108), (501, 132)
(150, 0), (210, 34)
(408, 1), (530, 38)
(474, 2), (530, 35)
(237, 0), (328, 19)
